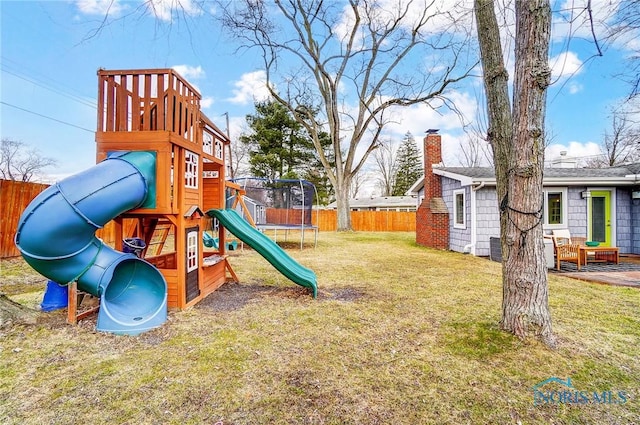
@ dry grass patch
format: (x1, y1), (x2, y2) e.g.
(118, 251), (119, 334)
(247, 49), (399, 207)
(1, 232), (638, 424)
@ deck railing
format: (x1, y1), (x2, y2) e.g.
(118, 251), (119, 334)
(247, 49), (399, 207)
(97, 69), (201, 143)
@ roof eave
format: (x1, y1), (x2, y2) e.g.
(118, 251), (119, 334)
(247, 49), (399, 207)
(432, 168), (473, 186)
(543, 177), (638, 186)
(409, 169), (640, 192)
(407, 176), (425, 194)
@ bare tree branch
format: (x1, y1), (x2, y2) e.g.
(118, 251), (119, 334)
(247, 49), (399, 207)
(220, 0), (476, 229)
(1, 139), (57, 182)
(371, 140), (398, 196)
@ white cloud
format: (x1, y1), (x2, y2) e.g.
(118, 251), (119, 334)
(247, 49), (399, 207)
(75, 0), (125, 16)
(171, 65), (206, 95)
(200, 96), (214, 109)
(550, 51), (583, 80)
(333, 0), (475, 49)
(228, 115), (246, 141)
(75, 0), (204, 21)
(172, 64), (205, 80)
(545, 141), (603, 165)
(386, 90), (480, 138)
(144, 0), (203, 22)
(552, 0), (618, 41)
(227, 71), (272, 105)
(352, 89), (481, 169)
(552, 0), (640, 52)
(567, 82), (583, 94)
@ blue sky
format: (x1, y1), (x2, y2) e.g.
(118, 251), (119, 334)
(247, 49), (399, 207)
(1, 0), (637, 189)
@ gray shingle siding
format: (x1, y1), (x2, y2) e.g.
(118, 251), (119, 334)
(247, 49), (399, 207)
(441, 179), (501, 257)
(632, 193), (640, 254)
(475, 188), (500, 257)
(567, 187), (587, 238)
(441, 177), (471, 252)
(616, 189), (632, 253)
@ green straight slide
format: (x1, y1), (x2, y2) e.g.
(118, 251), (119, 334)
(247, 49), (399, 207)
(207, 209), (318, 298)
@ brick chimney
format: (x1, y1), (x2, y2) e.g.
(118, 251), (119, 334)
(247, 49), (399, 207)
(423, 130), (443, 200)
(416, 130), (449, 249)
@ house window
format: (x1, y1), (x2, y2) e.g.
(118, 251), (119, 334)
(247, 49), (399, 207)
(543, 188), (567, 227)
(185, 150), (199, 189)
(453, 189), (466, 229)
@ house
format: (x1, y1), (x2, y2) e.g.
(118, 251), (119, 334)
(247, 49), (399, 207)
(229, 195), (267, 224)
(409, 131), (640, 256)
(326, 195), (417, 212)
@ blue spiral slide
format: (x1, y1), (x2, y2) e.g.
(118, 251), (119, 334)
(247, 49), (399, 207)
(14, 151), (167, 335)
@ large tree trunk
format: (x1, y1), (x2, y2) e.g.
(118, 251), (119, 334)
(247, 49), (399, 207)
(475, 0), (555, 346)
(474, 0), (512, 250)
(503, 0), (554, 344)
(334, 175), (353, 232)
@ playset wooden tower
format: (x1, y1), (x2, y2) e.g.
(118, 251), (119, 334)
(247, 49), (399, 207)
(95, 68), (236, 309)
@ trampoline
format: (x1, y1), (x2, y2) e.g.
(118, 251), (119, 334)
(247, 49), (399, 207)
(228, 177), (319, 249)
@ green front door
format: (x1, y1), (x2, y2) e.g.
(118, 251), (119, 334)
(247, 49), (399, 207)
(589, 190), (612, 246)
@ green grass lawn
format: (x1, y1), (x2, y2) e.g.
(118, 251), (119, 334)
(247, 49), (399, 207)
(1, 232), (638, 424)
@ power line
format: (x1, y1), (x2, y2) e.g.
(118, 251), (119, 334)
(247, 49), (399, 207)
(1, 101), (95, 133)
(1, 56), (90, 97)
(1, 57), (97, 109)
(1, 68), (97, 109)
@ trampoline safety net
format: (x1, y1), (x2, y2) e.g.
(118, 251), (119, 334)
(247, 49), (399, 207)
(227, 177), (318, 228)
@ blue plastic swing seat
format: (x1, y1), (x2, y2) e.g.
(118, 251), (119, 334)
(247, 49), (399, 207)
(203, 232), (219, 248)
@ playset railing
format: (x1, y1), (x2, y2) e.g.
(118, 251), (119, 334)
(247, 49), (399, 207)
(97, 69), (200, 143)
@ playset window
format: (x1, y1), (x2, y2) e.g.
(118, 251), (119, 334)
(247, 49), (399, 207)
(185, 150), (199, 189)
(203, 132), (213, 155)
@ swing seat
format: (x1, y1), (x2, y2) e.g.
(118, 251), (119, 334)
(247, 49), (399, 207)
(202, 232), (219, 249)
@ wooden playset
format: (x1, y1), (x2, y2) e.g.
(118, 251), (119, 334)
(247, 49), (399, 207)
(93, 68), (237, 310)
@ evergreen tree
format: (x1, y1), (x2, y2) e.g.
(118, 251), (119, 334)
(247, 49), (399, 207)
(240, 100), (335, 204)
(240, 101), (314, 180)
(392, 132), (423, 196)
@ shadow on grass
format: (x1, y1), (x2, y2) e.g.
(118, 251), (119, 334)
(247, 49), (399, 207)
(441, 321), (518, 359)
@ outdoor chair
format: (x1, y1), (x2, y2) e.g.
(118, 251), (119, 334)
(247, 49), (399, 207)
(551, 229), (587, 247)
(551, 229), (587, 270)
(555, 243), (582, 270)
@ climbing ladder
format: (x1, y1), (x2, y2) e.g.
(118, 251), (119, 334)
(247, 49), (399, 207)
(144, 220), (173, 256)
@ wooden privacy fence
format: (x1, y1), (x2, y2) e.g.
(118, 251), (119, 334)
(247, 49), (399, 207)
(0, 179), (119, 258)
(1, 179), (416, 258)
(313, 210), (416, 232)
(1, 180), (50, 257)
(262, 208), (416, 231)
